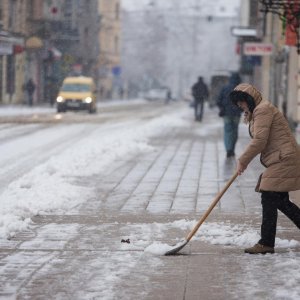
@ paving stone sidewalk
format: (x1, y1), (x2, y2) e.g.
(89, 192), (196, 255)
(0, 104), (299, 300)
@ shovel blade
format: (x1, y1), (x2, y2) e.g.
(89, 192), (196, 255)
(164, 239), (189, 256)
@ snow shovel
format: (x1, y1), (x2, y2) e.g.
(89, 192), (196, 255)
(165, 171), (238, 255)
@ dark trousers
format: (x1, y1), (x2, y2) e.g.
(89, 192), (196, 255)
(28, 93), (33, 106)
(259, 191), (300, 247)
(194, 99), (204, 121)
(223, 116), (240, 154)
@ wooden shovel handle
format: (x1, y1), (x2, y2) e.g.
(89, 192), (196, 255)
(186, 172), (238, 242)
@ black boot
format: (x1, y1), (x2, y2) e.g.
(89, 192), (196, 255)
(226, 150), (235, 158)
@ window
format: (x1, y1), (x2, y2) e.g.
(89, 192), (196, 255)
(61, 83), (91, 92)
(8, 0), (17, 30)
(0, 1), (3, 26)
(6, 55), (15, 96)
(86, 0), (91, 11)
(115, 2), (119, 20)
(114, 36), (119, 54)
(27, 0), (34, 17)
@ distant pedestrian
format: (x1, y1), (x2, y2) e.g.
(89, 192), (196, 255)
(165, 89), (172, 104)
(217, 73), (242, 158)
(25, 78), (36, 107)
(191, 76), (209, 122)
(119, 86), (124, 99)
(230, 83), (300, 254)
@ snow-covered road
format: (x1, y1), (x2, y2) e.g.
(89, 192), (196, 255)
(0, 100), (186, 238)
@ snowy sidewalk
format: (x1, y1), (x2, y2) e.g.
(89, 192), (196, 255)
(0, 104), (299, 299)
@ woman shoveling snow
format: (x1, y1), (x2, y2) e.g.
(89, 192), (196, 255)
(146, 83), (300, 256)
(230, 83), (300, 254)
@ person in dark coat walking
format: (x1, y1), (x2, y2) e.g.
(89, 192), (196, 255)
(191, 76), (209, 122)
(25, 79), (36, 107)
(217, 73), (242, 158)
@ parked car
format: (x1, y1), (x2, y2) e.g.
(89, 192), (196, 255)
(56, 76), (97, 113)
(139, 88), (169, 101)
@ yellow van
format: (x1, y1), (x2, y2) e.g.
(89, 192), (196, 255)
(56, 76), (97, 113)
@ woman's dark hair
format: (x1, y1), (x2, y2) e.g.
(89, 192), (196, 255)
(229, 90), (256, 113)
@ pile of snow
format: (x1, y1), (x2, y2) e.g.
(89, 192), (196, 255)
(143, 220), (299, 255)
(144, 241), (186, 255)
(117, 219), (300, 299)
(0, 99), (148, 117)
(0, 109), (190, 239)
(0, 105), (55, 116)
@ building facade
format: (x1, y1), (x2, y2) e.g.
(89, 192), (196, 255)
(97, 0), (121, 99)
(0, 0), (26, 104)
(237, 0), (300, 128)
(0, 0), (101, 105)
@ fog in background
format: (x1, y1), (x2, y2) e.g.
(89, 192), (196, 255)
(121, 0), (241, 98)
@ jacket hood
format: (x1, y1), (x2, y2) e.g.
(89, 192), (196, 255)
(234, 83), (262, 106)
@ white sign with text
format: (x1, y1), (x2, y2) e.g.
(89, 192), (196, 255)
(244, 43), (273, 56)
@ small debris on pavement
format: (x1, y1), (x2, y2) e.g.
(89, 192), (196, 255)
(121, 239), (130, 244)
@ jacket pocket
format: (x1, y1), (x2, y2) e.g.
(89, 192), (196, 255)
(261, 150), (281, 167)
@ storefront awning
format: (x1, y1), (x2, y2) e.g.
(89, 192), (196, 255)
(26, 36), (43, 49)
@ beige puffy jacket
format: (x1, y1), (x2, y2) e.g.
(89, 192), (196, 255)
(235, 83), (300, 192)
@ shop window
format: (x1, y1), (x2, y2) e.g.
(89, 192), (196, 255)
(6, 55), (15, 96)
